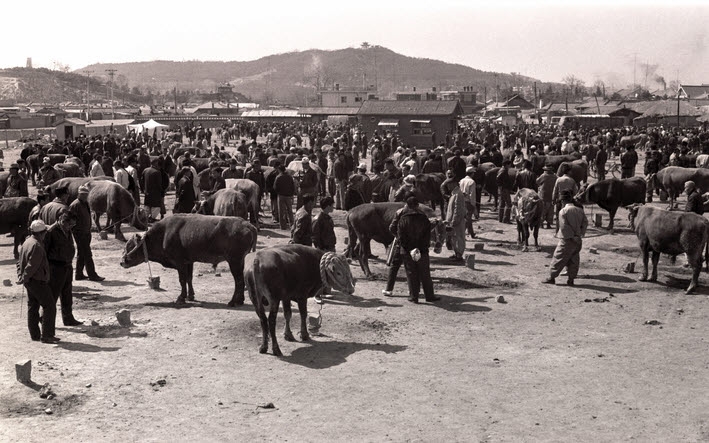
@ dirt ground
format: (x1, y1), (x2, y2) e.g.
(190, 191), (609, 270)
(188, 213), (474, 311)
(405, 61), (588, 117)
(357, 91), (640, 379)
(1, 144), (709, 442)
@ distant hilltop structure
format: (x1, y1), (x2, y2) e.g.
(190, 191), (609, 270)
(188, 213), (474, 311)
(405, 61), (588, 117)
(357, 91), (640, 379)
(26, 57), (32, 69)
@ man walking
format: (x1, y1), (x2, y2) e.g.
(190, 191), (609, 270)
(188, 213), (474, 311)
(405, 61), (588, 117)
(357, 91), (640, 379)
(142, 158), (164, 223)
(496, 160), (514, 223)
(44, 211), (83, 326)
(459, 166), (477, 238)
(620, 145), (638, 178)
(552, 163), (579, 231)
(17, 220), (58, 343)
(70, 185), (104, 282)
(445, 180), (467, 262)
(536, 165), (556, 229)
(274, 165), (296, 230)
(543, 190), (588, 286)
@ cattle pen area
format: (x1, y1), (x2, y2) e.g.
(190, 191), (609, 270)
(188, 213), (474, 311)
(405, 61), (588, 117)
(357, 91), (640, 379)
(1, 146), (709, 442)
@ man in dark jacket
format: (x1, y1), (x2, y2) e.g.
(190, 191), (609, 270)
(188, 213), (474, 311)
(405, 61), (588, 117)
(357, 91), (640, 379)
(291, 194), (314, 246)
(245, 159), (266, 204)
(496, 160), (514, 223)
(514, 160), (537, 191)
(447, 150), (466, 181)
(595, 145), (608, 181)
(69, 185), (103, 281)
(274, 165), (296, 230)
(45, 211), (82, 326)
(142, 158), (164, 222)
(312, 196), (336, 252)
(620, 145), (638, 178)
(333, 152), (348, 210)
(174, 167), (196, 214)
(685, 181), (704, 215)
(297, 157), (319, 209)
(389, 195), (439, 304)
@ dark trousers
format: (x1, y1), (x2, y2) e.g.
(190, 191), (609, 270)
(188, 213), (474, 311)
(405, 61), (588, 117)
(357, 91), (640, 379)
(402, 251), (434, 301)
(25, 279), (56, 340)
(385, 250), (403, 292)
(621, 168), (634, 179)
(49, 263), (75, 323)
(73, 231), (97, 278)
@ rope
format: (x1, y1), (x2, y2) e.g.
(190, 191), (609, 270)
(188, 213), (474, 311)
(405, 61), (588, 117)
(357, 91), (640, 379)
(141, 234), (154, 280)
(99, 212), (135, 234)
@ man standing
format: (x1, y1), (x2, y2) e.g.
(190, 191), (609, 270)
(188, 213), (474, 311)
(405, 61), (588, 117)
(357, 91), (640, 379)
(297, 157), (319, 209)
(174, 167), (196, 214)
(496, 160), (514, 223)
(39, 186), (70, 225)
(89, 154), (105, 177)
(459, 166), (477, 239)
(274, 165), (296, 230)
(333, 151), (348, 210)
(515, 160), (538, 191)
(595, 143), (608, 181)
(70, 185), (104, 282)
(39, 158), (61, 186)
(684, 181), (704, 215)
(222, 158), (243, 179)
(113, 160), (130, 190)
(291, 194), (314, 246)
(543, 190), (588, 286)
(125, 156), (142, 204)
(44, 211), (82, 326)
(536, 165), (556, 229)
(552, 163), (579, 231)
(142, 158), (164, 222)
(390, 195), (440, 303)
(17, 220), (58, 343)
(312, 196), (336, 252)
(620, 145), (638, 178)
(4, 163), (28, 197)
(445, 180), (467, 262)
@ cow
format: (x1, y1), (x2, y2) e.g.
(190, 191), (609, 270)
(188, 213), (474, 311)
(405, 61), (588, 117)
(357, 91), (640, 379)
(45, 177), (114, 204)
(650, 166), (709, 210)
(513, 188), (543, 252)
(245, 245), (355, 356)
(54, 162), (85, 178)
(194, 188), (249, 222)
(530, 152), (582, 177)
(414, 173), (446, 218)
(696, 154), (709, 169)
(120, 214), (258, 305)
(226, 178), (262, 226)
(84, 180), (148, 241)
(628, 205), (709, 294)
(483, 167), (518, 208)
(620, 134), (648, 149)
(575, 177), (646, 231)
(0, 197), (38, 259)
(346, 202), (445, 278)
(557, 159), (588, 184)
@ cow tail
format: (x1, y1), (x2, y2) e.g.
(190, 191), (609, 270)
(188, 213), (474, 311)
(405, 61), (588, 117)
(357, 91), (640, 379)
(250, 223), (258, 252)
(346, 213), (357, 258)
(252, 256), (270, 307)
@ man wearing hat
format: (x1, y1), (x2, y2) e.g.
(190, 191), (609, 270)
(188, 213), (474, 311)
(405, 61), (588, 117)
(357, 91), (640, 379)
(45, 210), (83, 326)
(18, 220), (58, 343)
(536, 165), (557, 229)
(70, 185), (104, 282)
(685, 181), (704, 215)
(3, 163), (28, 197)
(551, 163), (579, 232)
(333, 151), (348, 210)
(543, 189), (588, 286)
(297, 157), (318, 210)
(142, 158), (164, 222)
(39, 186), (70, 225)
(39, 158), (61, 186)
(620, 144), (638, 178)
(459, 166), (477, 238)
(222, 158), (243, 179)
(347, 163), (372, 204)
(245, 159), (265, 219)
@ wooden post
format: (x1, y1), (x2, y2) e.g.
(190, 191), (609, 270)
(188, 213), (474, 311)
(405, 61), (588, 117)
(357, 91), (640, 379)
(594, 213), (603, 227)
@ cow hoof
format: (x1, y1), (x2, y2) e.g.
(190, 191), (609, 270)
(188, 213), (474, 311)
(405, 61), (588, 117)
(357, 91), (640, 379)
(187, 294), (195, 302)
(175, 297), (187, 305)
(259, 345), (268, 354)
(227, 298), (244, 307)
(648, 276), (657, 283)
(284, 331), (296, 342)
(639, 275), (648, 282)
(522, 246), (529, 252)
(273, 348), (283, 357)
(536, 247), (542, 252)
(116, 235), (127, 242)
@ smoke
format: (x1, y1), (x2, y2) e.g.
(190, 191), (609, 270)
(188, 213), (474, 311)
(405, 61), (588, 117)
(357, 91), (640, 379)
(654, 74), (666, 90)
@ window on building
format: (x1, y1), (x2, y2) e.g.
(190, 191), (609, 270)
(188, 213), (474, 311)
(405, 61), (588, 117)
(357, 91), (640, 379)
(411, 120), (432, 135)
(354, 96), (363, 103)
(341, 96), (348, 104)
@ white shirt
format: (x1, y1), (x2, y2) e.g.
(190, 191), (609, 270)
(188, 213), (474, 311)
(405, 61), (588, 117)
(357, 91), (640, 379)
(114, 168), (130, 189)
(459, 176), (476, 206)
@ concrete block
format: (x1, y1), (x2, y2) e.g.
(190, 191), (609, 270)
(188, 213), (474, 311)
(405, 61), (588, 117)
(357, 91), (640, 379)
(465, 254), (475, 270)
(594, 214), (603, 227)
(3, 279), (11, 286)
(15, 360), (31, 383)
(624, 262), (635, 273)
(589, 248), (598, 254)
(473, 243), (485, 251)
(116, 309), (131, 327)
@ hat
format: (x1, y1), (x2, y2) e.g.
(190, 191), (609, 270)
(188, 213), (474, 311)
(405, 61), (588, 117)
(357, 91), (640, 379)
(358, 163), (367, 171)
(466, 166), (475, 174)
(560, 190), (574, 201)
(685, 180), (696, 189)
(301, 157), (310, 164)
(543, 165), (555, 172)
(529, 145), (537, 151)
(29, 220), (47, 233)
(10, 163), (19, 170)
(404, 174), (416, 185)
(78, 185), (90, 195)
(43, 157), (51, 164)
(229, 158), (237, 165)
(290, 147), (296, 152)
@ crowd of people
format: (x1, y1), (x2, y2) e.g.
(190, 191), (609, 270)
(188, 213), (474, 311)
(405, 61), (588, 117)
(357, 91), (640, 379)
(9, 118), (709, 342)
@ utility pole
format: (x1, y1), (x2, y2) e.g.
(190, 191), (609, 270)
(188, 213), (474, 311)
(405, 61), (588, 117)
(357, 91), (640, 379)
(105, 69), (117, 119)
(632, 53), (637, 90)
(83, 70), (94, 122)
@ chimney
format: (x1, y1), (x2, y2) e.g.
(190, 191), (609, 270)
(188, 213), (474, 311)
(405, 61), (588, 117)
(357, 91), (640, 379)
(413, 87), (416, 92)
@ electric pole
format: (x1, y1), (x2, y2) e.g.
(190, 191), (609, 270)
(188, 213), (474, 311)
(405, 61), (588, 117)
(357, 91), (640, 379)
(83, 70), (94, 122)
(105, 69), (117, 119)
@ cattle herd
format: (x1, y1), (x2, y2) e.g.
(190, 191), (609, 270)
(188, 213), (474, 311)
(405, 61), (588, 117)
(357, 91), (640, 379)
(3, 121), (709, 355)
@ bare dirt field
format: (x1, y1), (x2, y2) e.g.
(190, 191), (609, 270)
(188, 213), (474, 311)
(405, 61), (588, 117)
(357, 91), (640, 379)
(1, 145), (709, 442)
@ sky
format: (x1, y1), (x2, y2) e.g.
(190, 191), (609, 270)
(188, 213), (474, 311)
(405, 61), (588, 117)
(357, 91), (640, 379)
(3, 0), (708, 89)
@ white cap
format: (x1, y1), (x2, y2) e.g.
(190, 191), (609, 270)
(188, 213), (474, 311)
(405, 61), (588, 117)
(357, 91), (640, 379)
(404, 174), (416, 185)
(30, 220), (47, 233)
(301, 157), (310, 164)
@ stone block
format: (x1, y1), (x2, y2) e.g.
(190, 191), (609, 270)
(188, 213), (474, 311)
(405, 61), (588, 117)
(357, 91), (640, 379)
(15, 360), (31, 383)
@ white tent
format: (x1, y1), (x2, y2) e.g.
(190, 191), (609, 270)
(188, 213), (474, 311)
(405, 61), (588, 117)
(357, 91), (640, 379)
(127, 119), (169, 137)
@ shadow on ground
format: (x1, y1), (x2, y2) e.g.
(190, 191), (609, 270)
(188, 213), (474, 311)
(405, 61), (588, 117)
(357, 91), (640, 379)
(281, 340), (407, 369)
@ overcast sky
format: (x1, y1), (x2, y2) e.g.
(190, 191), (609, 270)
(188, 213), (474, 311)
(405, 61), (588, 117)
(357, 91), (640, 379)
(3, 0), (707, 88)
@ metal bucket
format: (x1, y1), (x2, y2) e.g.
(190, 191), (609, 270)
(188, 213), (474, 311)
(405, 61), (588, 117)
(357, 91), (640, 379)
(147, 276), (161, 290)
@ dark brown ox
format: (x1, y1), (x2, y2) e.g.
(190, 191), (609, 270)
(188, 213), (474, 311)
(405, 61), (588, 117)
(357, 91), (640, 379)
(194, 188), (250, 226)
(245, 245), (355, 356)
(650, 166), (709, 210)
(54, 162), (85, 178)
(346, 202), (445, 278)
(530, 152), (582, 177)
(483, 167), (518, 208)
(628, 205), (709, 294)
(84, 180), (148, 241)
(575, 177), (646, 231)
(513, 188), (543, 251)
(27, 153), (66, 186)
(0, 197), (38, 258)
(120, 214), (258, 305)
(557, 159), (588, 184)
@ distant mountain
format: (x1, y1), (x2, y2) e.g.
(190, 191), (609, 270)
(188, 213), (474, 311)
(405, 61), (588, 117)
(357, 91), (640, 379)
(78, 46), (548, 105)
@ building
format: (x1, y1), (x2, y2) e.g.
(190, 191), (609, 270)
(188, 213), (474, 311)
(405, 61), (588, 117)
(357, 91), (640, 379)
(55, 118), (88, 141)
(297, 107), (361, 124)
(439, 87), (479, 114)
(358, 100), (463, 149)
(240, 109), (305, 123)
(678, 84), (709, 106)
(319, 85), (377, 107)
(632, 100), (702, 127)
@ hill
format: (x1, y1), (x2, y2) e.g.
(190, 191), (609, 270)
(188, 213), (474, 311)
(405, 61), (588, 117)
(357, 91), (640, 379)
(79, 46), (548, 105)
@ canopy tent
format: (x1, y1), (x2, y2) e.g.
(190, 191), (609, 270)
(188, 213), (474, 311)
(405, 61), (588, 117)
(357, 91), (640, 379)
(127, 119), (169, 137)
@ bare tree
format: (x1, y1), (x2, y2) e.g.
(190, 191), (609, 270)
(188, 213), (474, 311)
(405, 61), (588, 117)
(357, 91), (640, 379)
(562, 75), (586, 98)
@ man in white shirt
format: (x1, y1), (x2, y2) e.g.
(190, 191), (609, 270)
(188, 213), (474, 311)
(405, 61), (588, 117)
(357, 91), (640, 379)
(459, 166), (477, 239)
(125, 157), (141, 204)
(113, 160), (130, 189)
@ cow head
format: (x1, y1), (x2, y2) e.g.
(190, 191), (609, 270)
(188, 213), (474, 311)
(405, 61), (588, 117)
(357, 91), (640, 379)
(429, 218), (445, 254)
(320, 252), (356, 295)
(575, 183), (591, 204)
(120, 234), (146, 268)
(625, 203), (643, 229)
(132, 206), (149, 231)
